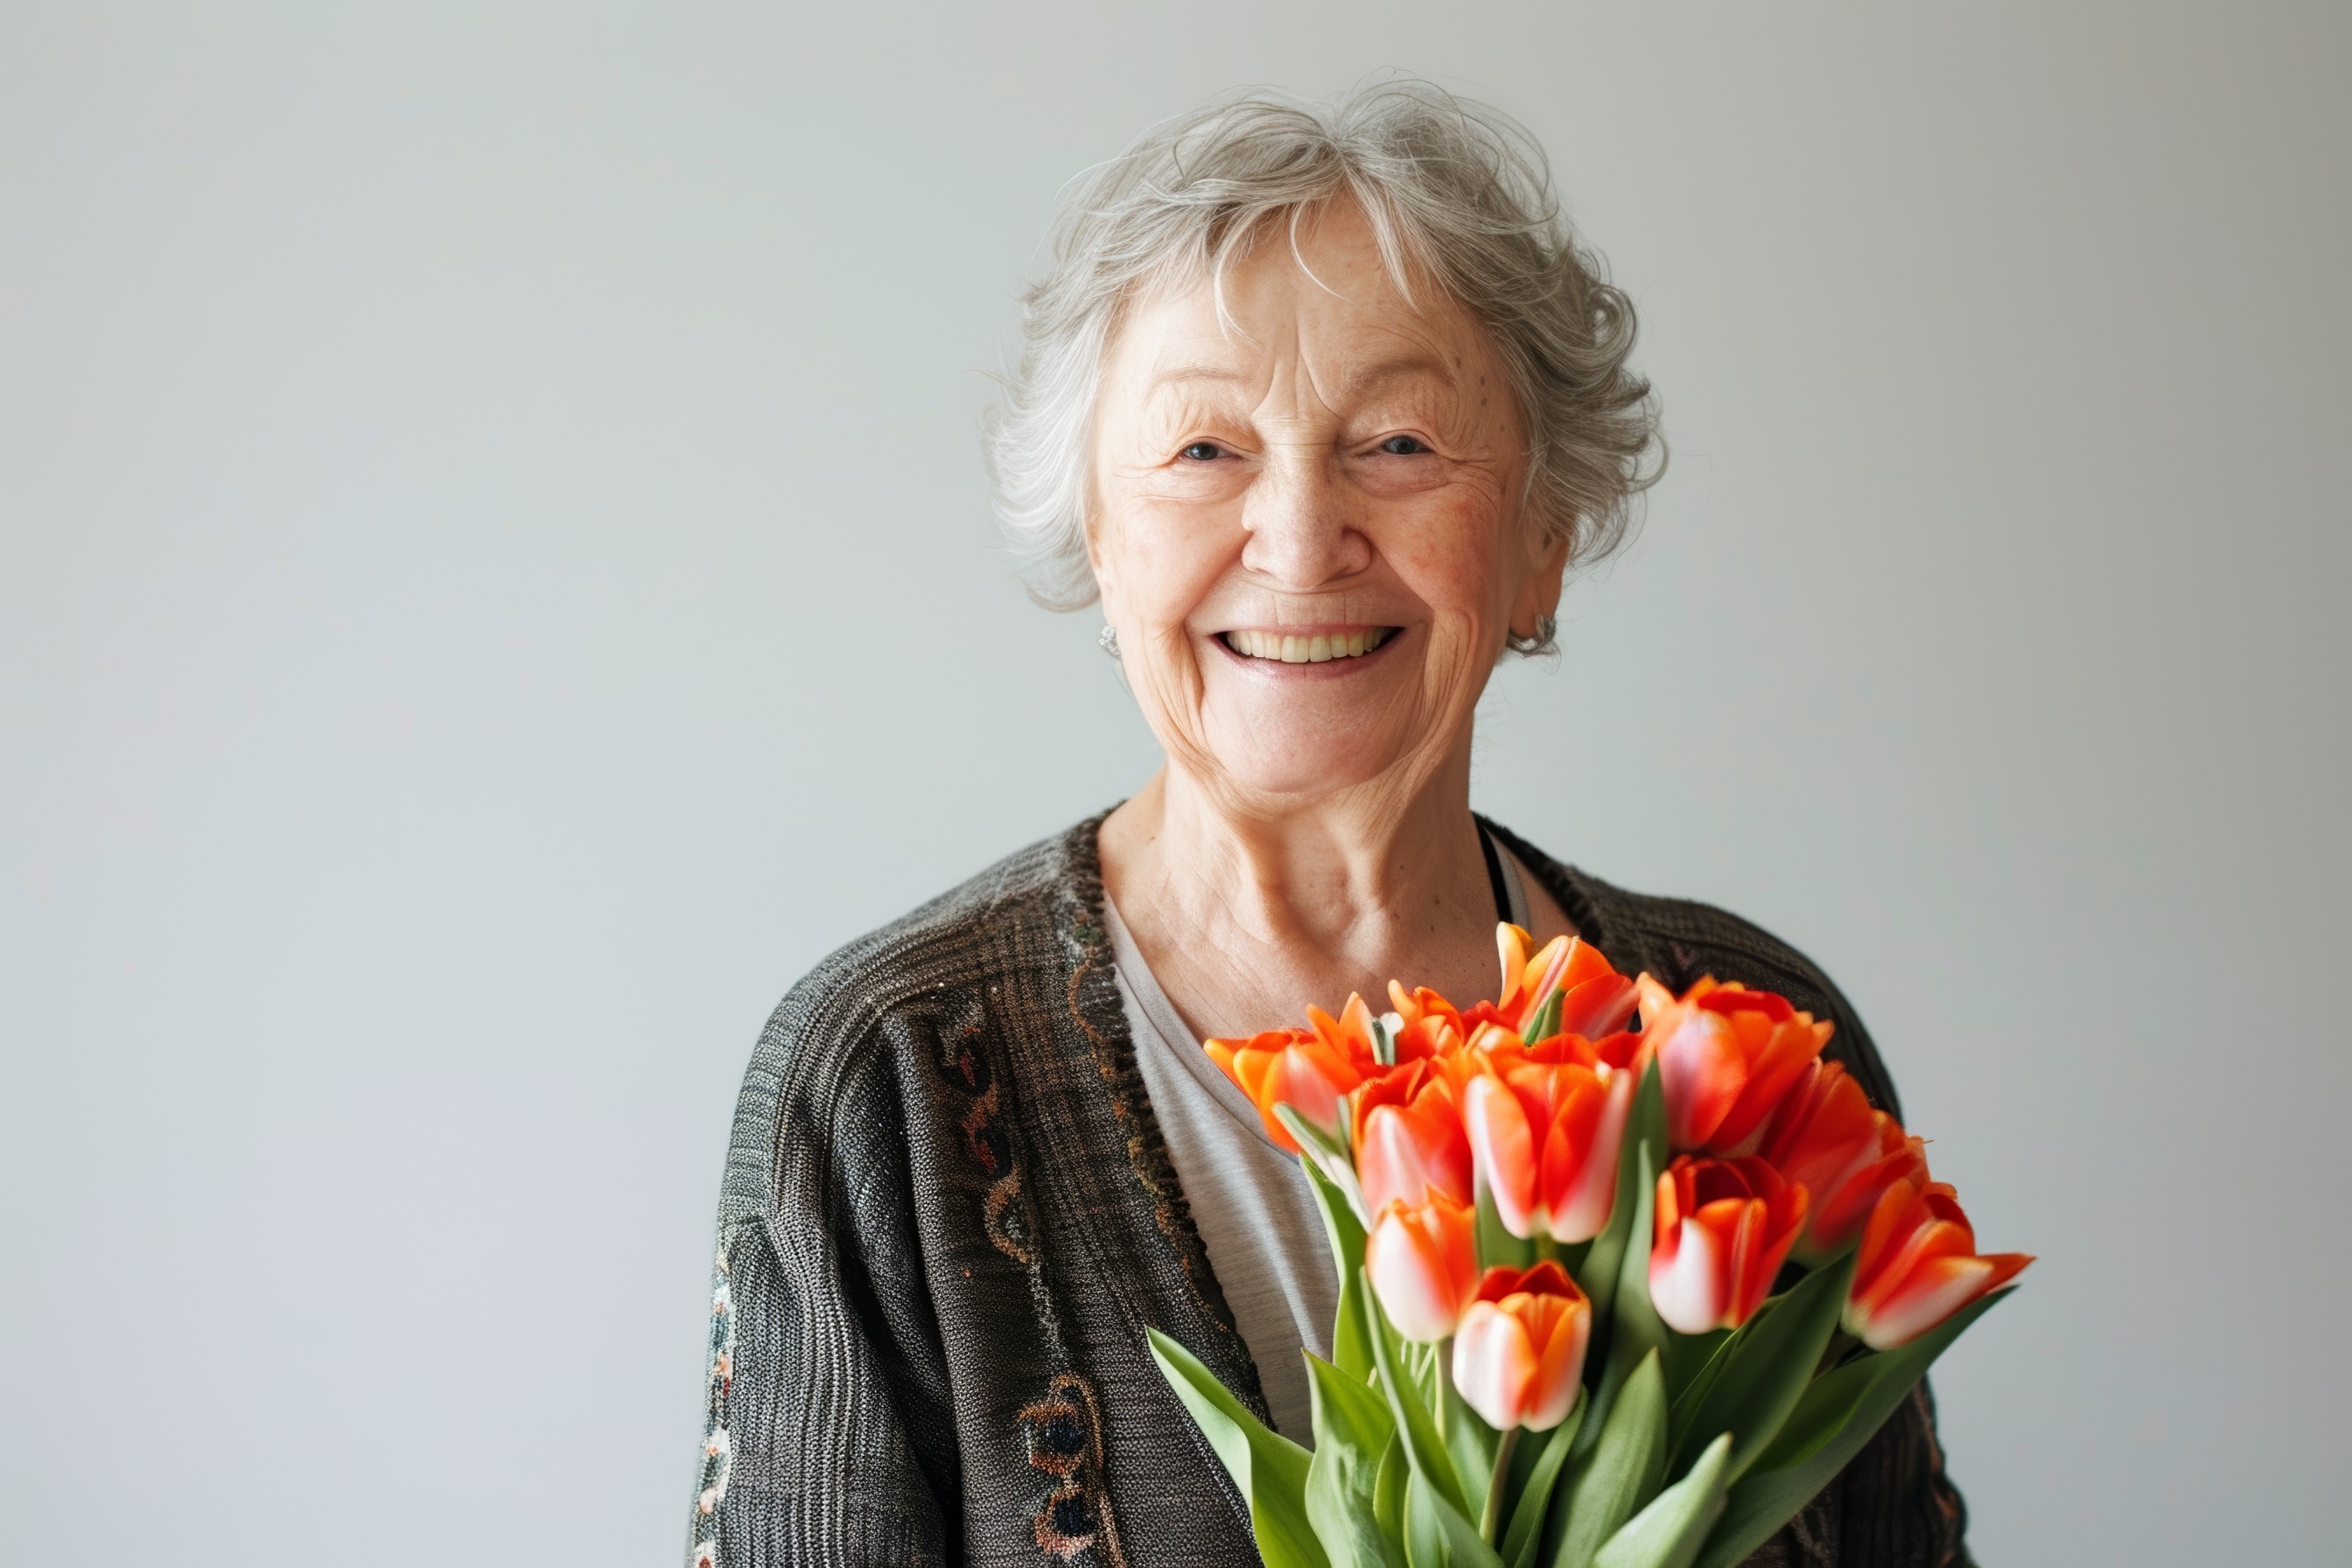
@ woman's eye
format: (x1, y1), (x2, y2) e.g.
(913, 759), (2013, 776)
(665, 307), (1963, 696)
(1180, 441), (1226, 461)
(1377, 435), (1429, 455)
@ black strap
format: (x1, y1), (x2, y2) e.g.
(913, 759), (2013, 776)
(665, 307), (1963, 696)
(1475, 819), (1513, 926)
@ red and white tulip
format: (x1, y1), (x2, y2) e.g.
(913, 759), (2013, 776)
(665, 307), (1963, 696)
(1636, 976), (1836, 1157)
(1462, 1046), (1636, 1243)
(1845, 1176), (2033, 1349)
(1365, 1194), (1481, 1342)
(1648, 1155), (1810, 1334)
(1451, 1261), (1592, 1432)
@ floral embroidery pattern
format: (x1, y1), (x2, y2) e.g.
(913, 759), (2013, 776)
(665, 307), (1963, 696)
(940, 1003), (1034, 1264)
(1018, 1373), (1125, 1565)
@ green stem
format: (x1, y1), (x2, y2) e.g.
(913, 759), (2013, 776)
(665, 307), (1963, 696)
(1480, 1425), (1521, 1544)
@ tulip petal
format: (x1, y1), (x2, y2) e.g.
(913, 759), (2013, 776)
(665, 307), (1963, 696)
(1558, 973), (1637, 1041)
(1366, 1197), (1478, 1342)
(1707, 1017), (1833, 1156)
(1542, 1068), (1632, 1243)
(1357, 1103), (1427, 1218)
(1465, 1074), (1540, 1239)
(1452, 1301), (1539, 1430)
(1656, 1010), (1746, 1152)
(1649, 1194), (1729, 1335)
(1522, 1294), (1591, 1431)
(1850, 1253), (2033, 1350)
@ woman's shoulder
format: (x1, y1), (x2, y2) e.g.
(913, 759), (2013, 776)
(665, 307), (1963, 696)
(715, 817), (1103, 1218)
(1485, 819), (1906, 1122)
(771, 817), (1095, 1031)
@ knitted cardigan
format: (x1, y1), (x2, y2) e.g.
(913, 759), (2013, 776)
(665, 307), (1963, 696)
(687, 816), (1974, 1567)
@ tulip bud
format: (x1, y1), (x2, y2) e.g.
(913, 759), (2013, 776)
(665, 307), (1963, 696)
(1353, 1062), (1474, 1216)
(1648, 1155), (1809, 1334)
(1451, 1261), (1592, 1432)
(1800, 1112), (1928, 1263)
(1494, 928), (1624, 1036)
(1463, 1055), (1634, 1243)
(1202, 1029), (1363, 1154)
(1756, 1060), (1888, 1261)
(1844, 1177), (2034, 1349)
(1635, 976), (1835, 1155)
(1365, 1195), (1479, 1342)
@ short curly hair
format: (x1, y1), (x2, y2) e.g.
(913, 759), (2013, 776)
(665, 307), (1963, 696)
(984, 80), (1664, 611)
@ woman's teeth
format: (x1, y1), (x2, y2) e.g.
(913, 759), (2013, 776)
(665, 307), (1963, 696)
(1222, 627), (1394, 664)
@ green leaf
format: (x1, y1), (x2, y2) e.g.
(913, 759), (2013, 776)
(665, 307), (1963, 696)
(1546, 1349), (1668, 1568)
(1501, 1393), (1586, 1568)
(1690, 1288), (2016, 1568)
(1477, 1175), (1538, 1273)
(1149, 1327), (1330, 1568)
(1278, 1103), (1369, 1228)
(1442, 1364), (1503, 1536)
(1576, 1062), (1665, 1376)
(1307, 1355), (1407, 1568)
(1667, 1252), (1856, 1482)
(1407, 1471), (1508, 1568)
(1576, 1134), (1669, 1470)
(1376, 1430), (1409, 1544)
(1660, 1328), (1731, 1414)
(1404, 1339), (1444, 1423)
(1366, 1270), (1472, 1518)
(1303, 1155), (1377, 1380)
(1593, 1433), (1731, 1568)
(1525, 989), (1564, 1045)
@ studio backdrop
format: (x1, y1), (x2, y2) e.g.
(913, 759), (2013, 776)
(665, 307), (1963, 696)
(2, 4), (2344, 1564)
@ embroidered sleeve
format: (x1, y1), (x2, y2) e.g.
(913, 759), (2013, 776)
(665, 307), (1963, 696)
(686, 1242), (738, 1567)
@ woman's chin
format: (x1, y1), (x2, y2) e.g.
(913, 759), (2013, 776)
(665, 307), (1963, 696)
(1193, 710), (1418, 802)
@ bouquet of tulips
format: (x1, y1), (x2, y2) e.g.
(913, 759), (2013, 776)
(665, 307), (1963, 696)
(1147, 926), (2029, 1568)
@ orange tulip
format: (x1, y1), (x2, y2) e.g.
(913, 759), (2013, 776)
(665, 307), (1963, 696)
(1635, 976), (1835, 1156)
(1648, 1155), (1810, 1334)
(1790, 1104), (1929, 1264)
(1462, 1044), (1636, 1243)
(1754, 1060), (1895, 1261)
(1451, 1261), (1592, 1432)
(1387, 982), (1470, 1060)
(1306, 992), (1384, 1070)
(1202, 1027), (1364, 1154)
(1353, 1060), (1475, 1215)
(1365, 1194), (1480, 1342)
(1845, 1176), (2033, 1349)
(1554, 970), (1639, 1045)
(1756, 1061), (1877, 1194)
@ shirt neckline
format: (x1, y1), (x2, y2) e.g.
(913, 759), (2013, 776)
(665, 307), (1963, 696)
(1099, 890), (1296, 1156)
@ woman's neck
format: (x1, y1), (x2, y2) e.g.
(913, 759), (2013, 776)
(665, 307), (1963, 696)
(1098, 751), (1571, 1042)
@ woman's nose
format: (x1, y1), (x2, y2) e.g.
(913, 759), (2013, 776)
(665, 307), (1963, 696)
(1237, 452), (1373, 589)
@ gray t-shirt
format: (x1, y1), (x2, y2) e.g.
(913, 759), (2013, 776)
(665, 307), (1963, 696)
(1100, 845), (1529, 1444)
(1102, 897), (1337, 1443)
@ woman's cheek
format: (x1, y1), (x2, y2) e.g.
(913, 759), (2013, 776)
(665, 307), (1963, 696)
(1382, 495), (1506, 622)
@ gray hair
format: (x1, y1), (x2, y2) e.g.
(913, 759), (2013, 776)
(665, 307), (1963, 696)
(985, 80), (1664, 611)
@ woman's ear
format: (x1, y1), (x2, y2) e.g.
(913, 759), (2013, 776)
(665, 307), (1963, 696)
(1508, 525), (1572, 640)
(1082, 511), (1120, 619)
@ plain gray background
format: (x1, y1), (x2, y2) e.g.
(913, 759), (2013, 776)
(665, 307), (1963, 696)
(4, 3), (2344, 1563)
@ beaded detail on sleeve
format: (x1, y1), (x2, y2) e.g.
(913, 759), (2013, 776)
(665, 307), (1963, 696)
(689, 1245), (738, 1566)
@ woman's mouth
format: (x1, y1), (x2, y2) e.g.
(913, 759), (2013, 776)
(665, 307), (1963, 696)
(1218, 626), (1399, 664)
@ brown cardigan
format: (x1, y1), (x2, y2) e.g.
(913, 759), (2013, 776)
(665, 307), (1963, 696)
(686, 815), (1973, 1566)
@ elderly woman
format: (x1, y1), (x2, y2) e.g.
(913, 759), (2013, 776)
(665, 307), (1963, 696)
(689, 87), (1970, 1567)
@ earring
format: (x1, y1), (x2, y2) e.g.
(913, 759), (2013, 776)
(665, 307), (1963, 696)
(1098, 624), (1122, 659)
(1506, 612), (1558, 657)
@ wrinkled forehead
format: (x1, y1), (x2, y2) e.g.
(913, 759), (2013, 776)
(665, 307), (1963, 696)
(1102, 208), (1502, 412)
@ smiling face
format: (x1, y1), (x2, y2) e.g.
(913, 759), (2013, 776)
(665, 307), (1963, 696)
(1088, 199), (1568, 808)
